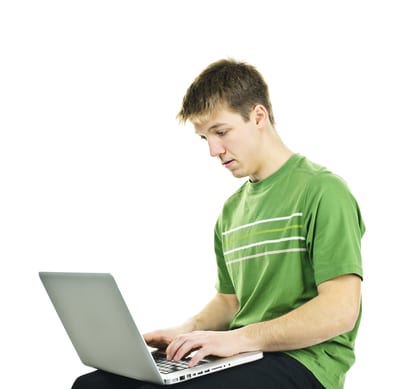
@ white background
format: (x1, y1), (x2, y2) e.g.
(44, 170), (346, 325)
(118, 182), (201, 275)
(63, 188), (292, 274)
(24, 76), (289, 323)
(1, 1), (399, 387)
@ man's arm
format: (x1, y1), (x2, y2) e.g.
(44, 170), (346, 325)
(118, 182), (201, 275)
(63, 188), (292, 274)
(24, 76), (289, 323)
(166, 274), (361, 367)
(144, 292), (239, 349)
(189, 292), (240, 331)
(236, 274), (361, 351)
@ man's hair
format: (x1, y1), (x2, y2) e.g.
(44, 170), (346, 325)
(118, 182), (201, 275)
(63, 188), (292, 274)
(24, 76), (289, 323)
(177, 58), (275, 126)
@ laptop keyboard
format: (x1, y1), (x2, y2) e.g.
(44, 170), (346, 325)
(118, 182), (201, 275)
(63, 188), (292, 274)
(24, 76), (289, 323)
(152, 351), (207, 374)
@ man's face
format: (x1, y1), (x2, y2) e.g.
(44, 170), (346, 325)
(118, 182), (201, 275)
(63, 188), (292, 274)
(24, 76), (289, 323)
(194, 108), (264, 181)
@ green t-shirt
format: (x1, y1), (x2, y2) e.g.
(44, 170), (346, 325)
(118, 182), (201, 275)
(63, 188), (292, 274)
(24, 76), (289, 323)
(214, 154), (365, 389)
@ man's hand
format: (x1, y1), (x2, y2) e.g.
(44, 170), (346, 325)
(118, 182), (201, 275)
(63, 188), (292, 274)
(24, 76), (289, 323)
(166, 330), (240, 367)
(144, 326), (187, 350)
(144, 293), (240, 366)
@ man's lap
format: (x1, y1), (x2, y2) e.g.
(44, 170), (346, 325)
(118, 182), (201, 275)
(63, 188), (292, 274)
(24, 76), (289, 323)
(71, 352), (324, 389)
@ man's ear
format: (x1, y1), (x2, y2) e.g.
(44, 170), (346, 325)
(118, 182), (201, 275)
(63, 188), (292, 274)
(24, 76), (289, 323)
(253, 104), (269, 127)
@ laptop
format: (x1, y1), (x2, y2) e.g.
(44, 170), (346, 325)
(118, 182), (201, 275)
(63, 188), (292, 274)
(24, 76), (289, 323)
(39, 272), (263, 385)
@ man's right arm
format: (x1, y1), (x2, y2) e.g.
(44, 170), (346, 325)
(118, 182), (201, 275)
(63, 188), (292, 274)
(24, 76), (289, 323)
(143, 292), (238, 349)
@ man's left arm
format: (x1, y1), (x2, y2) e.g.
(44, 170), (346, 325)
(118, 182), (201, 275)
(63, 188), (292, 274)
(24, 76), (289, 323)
(168, 274), (361, 367)
(236, 274), (361, 351)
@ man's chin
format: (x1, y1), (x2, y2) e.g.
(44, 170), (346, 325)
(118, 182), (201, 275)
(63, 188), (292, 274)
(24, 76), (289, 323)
(230, 169), (246, 179)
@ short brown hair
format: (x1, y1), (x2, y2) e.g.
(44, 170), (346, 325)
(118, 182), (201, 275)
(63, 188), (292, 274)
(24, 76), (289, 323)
(177, 58), (275, 126)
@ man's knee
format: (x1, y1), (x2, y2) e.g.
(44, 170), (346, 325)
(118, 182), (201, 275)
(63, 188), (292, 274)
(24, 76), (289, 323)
(71, 374), (89, 389)
(71, 370), (152, 389)
(71, 371), (112, 389)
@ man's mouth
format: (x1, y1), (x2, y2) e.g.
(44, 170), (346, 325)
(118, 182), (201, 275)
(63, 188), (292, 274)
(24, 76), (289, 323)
(222, 159), (235, 168)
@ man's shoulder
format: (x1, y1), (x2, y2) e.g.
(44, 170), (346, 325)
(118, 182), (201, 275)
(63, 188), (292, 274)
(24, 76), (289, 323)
(293, 155), (349, 190)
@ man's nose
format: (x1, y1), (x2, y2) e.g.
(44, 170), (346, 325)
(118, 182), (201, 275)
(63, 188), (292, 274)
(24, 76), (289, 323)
(208, 139), (225, 157)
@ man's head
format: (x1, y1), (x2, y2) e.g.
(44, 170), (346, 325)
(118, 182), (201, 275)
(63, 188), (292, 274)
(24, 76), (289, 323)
(177, 58), (275, 127)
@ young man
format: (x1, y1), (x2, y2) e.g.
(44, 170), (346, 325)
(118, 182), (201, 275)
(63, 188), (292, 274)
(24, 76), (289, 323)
(72, 59), (365, 389)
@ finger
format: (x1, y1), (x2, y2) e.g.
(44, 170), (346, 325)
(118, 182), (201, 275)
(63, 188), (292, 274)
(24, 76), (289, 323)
(167, 336), (199, 361)
(144, 333), (170, 349)
(166, 336), (185, 360)
(143, 333), (152, 342)
(167, 338), (193, 361)
(188, 348), (211, 367)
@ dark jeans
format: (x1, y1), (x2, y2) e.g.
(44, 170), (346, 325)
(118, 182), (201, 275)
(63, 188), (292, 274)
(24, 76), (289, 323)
(71, 352), (325, 389)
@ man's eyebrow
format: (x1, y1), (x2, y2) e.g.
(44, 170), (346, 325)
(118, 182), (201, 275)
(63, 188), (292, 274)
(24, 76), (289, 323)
(196, 123), (226, 133)
(208, 122), (227, 131)
(195, 122), (228, 136)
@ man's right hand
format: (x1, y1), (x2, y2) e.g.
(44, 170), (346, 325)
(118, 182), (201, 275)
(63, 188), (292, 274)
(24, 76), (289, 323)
(143, 325), (192, 350)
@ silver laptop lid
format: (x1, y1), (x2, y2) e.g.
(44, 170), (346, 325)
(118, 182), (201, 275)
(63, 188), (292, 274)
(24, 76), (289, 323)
(39, 272), (164, 384)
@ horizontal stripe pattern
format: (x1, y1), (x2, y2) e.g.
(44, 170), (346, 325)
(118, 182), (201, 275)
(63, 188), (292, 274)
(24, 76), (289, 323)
(227, 248), (307, 265)
(222, 212), (303, 236)
(222, 212), (305, 265)
(223, 236), (305, 256)
(225, 224), (303, 244)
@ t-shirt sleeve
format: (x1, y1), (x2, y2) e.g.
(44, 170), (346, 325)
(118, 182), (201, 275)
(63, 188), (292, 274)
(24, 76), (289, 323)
(304, 173), (365, 285)
(214, 217), (236, 294)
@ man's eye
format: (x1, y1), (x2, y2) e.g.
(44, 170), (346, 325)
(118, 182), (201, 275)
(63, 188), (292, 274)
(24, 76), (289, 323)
(216, 130), (226, 136)
(200, 135), (207, 141)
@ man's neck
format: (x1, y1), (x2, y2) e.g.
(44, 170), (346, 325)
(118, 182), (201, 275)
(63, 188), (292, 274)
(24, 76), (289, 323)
(250, 129), (293, 182)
